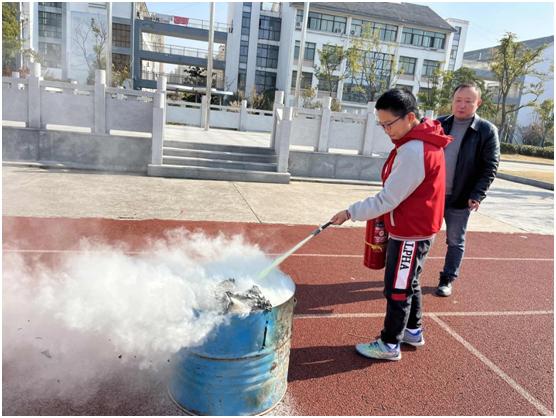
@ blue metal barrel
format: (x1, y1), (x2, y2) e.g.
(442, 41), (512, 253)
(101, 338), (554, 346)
(168, 286), (296, 416)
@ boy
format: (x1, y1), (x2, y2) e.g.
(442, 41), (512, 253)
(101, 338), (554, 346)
(330, 89), (452, 360)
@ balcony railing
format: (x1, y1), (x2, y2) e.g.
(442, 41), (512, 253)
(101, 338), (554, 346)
(141, 41), (224, 60)
(140, 11), (231, 33)
(141, 70), (225, 89)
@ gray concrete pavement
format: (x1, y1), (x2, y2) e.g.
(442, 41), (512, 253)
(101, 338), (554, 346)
(499, 159), (554, 173)
(3, 165), (553, 235)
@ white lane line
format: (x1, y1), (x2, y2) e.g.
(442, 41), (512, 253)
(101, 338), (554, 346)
(294, 311), (553, 320)
(429, 314), (553, 416)
(3, 249), (553, 262)
(270, 254), (554, 261)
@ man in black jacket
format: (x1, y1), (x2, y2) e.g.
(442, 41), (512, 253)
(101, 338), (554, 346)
(436, 83), (500, 297)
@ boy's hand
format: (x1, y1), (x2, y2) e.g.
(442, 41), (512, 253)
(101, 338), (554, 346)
(330, 210), (350, 225)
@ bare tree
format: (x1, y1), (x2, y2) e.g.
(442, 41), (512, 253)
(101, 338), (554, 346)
(73, 17), (107, 84)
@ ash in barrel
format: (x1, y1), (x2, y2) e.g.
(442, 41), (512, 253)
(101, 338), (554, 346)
(216, 278), (273, 314)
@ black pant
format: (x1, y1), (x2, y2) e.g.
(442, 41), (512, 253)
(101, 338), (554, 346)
(380, 238), (432, 345)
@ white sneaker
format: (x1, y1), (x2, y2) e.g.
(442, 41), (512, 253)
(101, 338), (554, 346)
(402, 328), (425, 347)
(355, 339), (401, 361)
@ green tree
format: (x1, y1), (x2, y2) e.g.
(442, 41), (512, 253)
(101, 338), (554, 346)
(314, 44), (350, 98)
(111, 64), (130, 87)
(490, 32), (549, 142)
(536, 99), (554, 147)
(2, 2), (21, 75)
(417, 67), (443, 114)
(346, 23), (398, 102)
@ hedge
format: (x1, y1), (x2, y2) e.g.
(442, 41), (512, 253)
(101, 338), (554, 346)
(500, 142), (554, 159)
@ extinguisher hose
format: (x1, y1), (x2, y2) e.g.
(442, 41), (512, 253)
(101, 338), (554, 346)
(257, 221), (332, 280)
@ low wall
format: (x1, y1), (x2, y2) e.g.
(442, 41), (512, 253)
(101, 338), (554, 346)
(288, 150), (386, 182)
(2, 127), (151, 173)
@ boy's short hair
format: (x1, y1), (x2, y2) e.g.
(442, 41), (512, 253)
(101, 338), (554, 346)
(375, 88), (421, 119)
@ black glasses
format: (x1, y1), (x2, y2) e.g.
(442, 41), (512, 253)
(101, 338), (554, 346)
(376, 114), (405, 130)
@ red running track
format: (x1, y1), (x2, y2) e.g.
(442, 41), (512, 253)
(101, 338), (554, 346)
(3, 216), (554, 415)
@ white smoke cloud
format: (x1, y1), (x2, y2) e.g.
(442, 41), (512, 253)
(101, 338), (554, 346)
(3, 228), (295, 405)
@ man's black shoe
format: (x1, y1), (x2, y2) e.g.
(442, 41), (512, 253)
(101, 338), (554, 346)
(436, 277), (453, 297)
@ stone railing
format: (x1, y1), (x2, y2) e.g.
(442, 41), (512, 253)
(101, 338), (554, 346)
(166, 97), (275, 133)
(2, 63), (167, 165)
(270, 93), (394, 180)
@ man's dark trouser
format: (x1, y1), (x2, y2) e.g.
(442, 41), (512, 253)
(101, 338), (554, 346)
(380, 238), (432, 345)
(442, 196), (472, 281)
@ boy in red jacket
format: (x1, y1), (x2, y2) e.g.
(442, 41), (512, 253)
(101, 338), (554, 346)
(330, 89), (452, 361)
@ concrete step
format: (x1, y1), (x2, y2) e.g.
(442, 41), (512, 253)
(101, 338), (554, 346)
(148, 164), (290, 184)
(163, 147), (277, 164)
(162, 155), (277, 172)
(163, 140), (275, 155)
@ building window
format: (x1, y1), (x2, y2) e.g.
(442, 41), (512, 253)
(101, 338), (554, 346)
(256, 43), (279, 68)
(239, 40), (249, 63)
(317, 74), (339, 95)
(112, 23), (131, 48)
(241, 10), (251, 36)
(38, 41), (62, 68)
(296, 10), (346, 35)
(350, 19), (398, 42)
(294, 41), (316, 62)
(112, 53), (130, 72)
(238, 71), (246, 92)
(255, 70), (276, 92)
(402, 27), (445, 49)
(398, 56), (417, 76)
(260, 2), (280, 13)
(422, 59), (441, 77)
(291, 71), (313, 89)
(39, 2), (62, 8)
(38, 10), (62, 38)
(258, 16), (281, 41)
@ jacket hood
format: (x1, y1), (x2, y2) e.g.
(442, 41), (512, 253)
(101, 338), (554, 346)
(394, 117), (452, 149)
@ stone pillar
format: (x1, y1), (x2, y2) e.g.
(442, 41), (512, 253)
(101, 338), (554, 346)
(271, 91), (285, 148)
(94, 69), (106, 134)
(158, 75), (167, 137)
(27, 62), (41, 129)
(317, 96), (332, 152)
(151, 75), (167, 165)
(201, 95), (208, 128)
(361, 101), (376, 156)
(276, 106), (293, 173)
(239, 99), (248, 131)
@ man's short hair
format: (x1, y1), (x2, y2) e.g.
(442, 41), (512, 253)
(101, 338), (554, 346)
(375, 88), (421, 119)
(453, 82), (482, 99)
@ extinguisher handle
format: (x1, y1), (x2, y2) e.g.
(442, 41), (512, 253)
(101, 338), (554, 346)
(320, 221), (333, 230)
(311, 221), (332, 237)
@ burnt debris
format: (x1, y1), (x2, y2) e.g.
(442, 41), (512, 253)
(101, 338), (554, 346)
(216, 278), (273, 314)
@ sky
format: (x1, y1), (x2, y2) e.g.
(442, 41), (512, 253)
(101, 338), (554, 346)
(145, 1), (554, 52)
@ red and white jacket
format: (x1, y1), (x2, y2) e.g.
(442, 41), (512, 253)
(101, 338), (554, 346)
(348, 118), (452, 241)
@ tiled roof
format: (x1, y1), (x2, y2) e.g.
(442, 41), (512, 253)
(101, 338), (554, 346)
(290, 2), (456, 32)
(464, 35), (554, 61)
